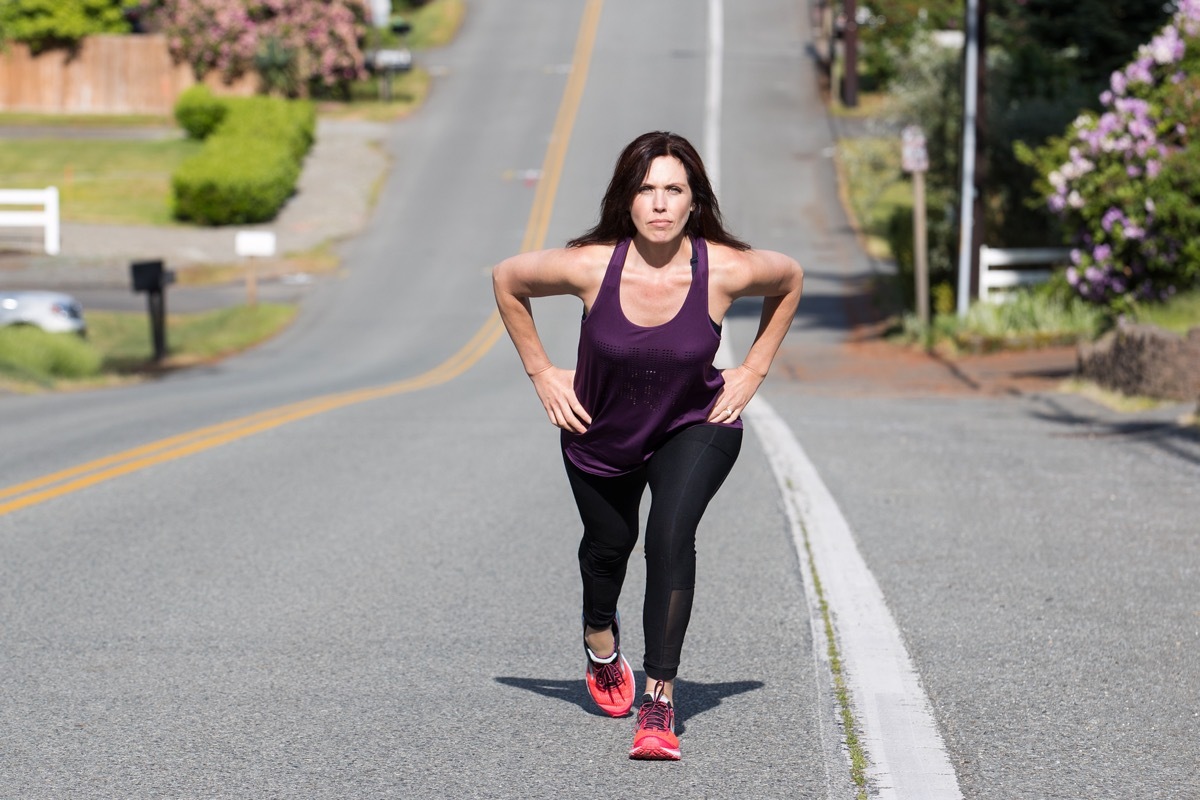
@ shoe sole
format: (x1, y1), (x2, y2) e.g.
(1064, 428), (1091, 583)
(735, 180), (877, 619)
(629, 740), (681, 761)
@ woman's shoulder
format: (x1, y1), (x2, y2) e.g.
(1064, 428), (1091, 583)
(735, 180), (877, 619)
(705, 241), (802, 293)
(556, 243), (615, 282)
(494, 243), (614, 296)
(565, 242), (618, 265)
(704, 240), (758, 281)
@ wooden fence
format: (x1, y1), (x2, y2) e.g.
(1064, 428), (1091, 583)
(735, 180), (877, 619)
(0, 34), (254, 116)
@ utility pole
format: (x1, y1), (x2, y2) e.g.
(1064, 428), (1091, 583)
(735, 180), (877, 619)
(970, 0), (988, 305)
(842, 0), (859, 107)
(955, 0), (981, 316)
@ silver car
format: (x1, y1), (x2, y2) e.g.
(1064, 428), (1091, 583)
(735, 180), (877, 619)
(0, 290), (87, 336)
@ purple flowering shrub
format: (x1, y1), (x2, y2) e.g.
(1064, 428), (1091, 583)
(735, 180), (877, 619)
(144, 0), (368, 90)
(1018, 0), (1200, 311)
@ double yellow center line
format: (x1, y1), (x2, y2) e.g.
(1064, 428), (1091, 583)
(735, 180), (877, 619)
(0, 0), (604, 519)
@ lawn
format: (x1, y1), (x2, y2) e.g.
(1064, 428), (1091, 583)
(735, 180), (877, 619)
(0, 137), (203, 226)
(834, 136), (909, 261)
(0, 304), (298, 392)
(1135, 288), (1200, 334)
(0, 0), (463, 223)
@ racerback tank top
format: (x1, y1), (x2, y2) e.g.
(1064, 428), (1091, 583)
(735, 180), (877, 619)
(562, 237), (739, 477)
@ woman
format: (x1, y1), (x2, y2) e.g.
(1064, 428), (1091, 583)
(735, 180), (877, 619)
(492, 131), (803, 760)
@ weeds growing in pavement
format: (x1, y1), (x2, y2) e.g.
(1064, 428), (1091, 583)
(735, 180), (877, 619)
(784, 475), (869, 799)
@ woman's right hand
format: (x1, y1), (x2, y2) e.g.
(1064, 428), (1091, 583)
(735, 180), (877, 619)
(530, 366), (591, 433)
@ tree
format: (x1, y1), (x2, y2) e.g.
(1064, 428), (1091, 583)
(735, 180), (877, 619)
(142, 0), (369, 93)
(856, 0), (961, 88)
(0, 0), (139, 53)
(1019, 2), (1200, 310)
(992, 0), (1176, 95)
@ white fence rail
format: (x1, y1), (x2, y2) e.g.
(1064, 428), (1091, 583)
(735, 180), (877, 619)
(0, 187), (60, 255)
(978, 245), (1070, 302)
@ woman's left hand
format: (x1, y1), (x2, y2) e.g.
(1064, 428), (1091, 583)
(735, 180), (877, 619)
(708, 364), (765, 424)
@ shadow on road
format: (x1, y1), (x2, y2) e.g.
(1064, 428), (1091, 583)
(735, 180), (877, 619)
(494, 675), (765, 732)
(1031, 395), (1200, 467)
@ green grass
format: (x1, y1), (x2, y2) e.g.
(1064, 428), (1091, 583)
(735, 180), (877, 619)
(0, 304), (296, 392)
(829, 90), (896, 120)
(0, 138), (203, 225)
(891, 283), (1200, 356)
(91, 304), (297, 369)
(835, 137), (909, 261)
(0, 327), (102, 387)
(1131, 288), (1200, 334)
(0, 112), (174, 128)
(399, 0), (466, 49)
(318, 67), (431, 122)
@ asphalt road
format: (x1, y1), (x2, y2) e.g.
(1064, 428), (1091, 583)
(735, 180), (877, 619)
(2, 1), (1198, 798)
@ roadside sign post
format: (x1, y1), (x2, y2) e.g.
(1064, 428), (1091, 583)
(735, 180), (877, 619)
(902, 125), (930, 331)
(235, 231), (277, 308)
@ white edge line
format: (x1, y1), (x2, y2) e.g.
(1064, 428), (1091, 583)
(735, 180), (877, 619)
(704, 0), (723, 198)
(705, 1), (963, 796)
(745, 396), (964, 800)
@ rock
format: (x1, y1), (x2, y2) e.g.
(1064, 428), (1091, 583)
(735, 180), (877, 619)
(1077, 323), (1200, 401)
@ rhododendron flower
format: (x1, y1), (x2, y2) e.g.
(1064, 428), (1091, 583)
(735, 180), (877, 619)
(1034, 1), (1200, 308)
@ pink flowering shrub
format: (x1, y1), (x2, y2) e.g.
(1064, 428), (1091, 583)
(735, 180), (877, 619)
(142, 0), (368, 90)
(1019, 0), (1200, 311)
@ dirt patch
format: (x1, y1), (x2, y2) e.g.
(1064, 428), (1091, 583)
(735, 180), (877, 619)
(778, 337), (1079, 398)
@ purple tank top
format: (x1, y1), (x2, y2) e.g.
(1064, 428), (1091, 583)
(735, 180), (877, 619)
(562, 237), (740, 477)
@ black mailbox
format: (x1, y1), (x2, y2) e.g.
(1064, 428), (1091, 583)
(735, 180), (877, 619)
(131, 259), (175, 293)
(129, 259), (174, 361)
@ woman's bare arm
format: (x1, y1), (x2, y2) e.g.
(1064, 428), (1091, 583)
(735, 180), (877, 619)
(708, 248), (804, 423)
(491, 247), (604, 433)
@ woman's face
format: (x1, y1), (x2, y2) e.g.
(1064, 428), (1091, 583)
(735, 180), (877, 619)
(629, 155), (694, 244)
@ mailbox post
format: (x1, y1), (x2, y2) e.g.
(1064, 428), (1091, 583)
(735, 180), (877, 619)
(130, 259), (175, 361)
(368, 19), (413, 102)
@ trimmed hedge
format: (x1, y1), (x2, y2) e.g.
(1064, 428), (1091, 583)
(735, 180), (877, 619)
(220, 95), (316, 160)
(171, 89), (316, 225)
(174, 85), (227, 140)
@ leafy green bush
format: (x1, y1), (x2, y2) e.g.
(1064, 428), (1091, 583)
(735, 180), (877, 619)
(0, 0), (136, 54)
(219, 95), (316, 160)
(170, 93), (315, 225)
(172, 136), (300, 225)
(1018, 4), (1200, 312)
(0, 326), (102, 381)
(173, 85), (228, 140)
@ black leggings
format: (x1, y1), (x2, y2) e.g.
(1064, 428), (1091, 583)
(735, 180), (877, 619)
(564, 424), (742, 682)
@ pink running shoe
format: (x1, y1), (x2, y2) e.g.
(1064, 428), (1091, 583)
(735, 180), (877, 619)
(629, 685), (680, 761)
(584, 615), (635, 717)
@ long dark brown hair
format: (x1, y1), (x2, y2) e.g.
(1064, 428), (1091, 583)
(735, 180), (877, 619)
(567, 131), (750, 250)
